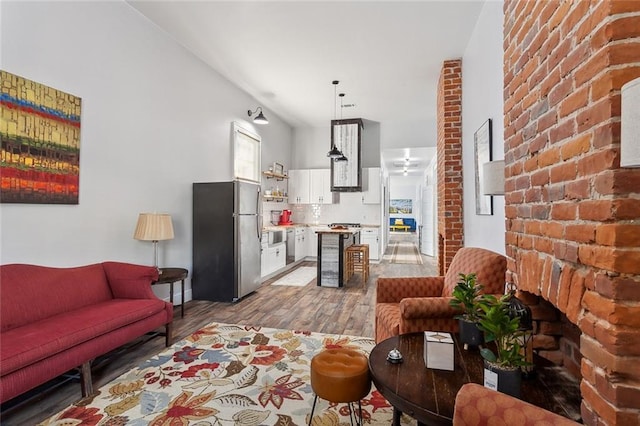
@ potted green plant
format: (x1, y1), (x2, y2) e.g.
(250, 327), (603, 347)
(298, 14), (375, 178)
(477, 294), (529, 398)
(449, 273), (491, 349)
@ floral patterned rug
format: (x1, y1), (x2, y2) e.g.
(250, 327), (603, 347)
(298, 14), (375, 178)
(40, 323), (410, 425)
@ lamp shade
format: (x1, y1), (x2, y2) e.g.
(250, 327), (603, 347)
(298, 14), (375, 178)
(327, 145), (343, 159)
(253, 110), (269, 125)
(133, 213), (174, 241)
(621, 77), (640, 168)
(482, 160), (505, 195)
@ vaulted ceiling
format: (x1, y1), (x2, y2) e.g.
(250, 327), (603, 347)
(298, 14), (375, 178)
(128, 1), (486, 174)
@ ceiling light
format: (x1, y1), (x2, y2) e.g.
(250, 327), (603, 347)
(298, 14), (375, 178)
(248, 107), (268, 124)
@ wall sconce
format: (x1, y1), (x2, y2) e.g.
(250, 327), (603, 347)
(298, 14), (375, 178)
(248, 107), (269, 125)
(482, 160), (505, 195)
(621, 77), (640, 167)
(133, 213), (174, 271)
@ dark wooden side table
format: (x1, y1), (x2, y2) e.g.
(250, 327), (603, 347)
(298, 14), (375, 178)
(369, 333), (579, 426)
(153, 267), (188, 318)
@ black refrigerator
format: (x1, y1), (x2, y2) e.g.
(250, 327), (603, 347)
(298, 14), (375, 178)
(192, 181), (262, 302)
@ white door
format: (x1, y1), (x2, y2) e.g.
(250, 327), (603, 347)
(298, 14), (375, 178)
(421, 184), (436, 256)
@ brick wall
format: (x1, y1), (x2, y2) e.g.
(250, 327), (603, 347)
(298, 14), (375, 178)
(503, 1), (640, 425)
(437, 59), (464, 275)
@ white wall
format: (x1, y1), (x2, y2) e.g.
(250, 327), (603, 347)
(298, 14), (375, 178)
(292, 126), (332, 169)
(0, 2), (293, 301)
(461, 1), (505, 254)
(292, 120), (380, 169)
(291, 121), (382, 227)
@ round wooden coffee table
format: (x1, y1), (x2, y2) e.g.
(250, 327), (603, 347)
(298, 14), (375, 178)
(368, 333), (577, 426)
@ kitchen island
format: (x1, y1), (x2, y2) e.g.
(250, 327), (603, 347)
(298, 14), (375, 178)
(315, 228), (360, 287)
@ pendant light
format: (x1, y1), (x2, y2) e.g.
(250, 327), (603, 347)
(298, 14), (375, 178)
(334, 92), (348, 162)
(327, 80), (345, 159)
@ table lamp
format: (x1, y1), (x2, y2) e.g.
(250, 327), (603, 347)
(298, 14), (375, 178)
(133, 213), (174, 272)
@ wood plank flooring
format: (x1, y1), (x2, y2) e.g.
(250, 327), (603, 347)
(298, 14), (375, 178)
(1, 233), (434, 425)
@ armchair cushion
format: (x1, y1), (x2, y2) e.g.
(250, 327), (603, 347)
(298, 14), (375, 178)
(376, 276), (445, 303)
(400, 297), (459, 319)
(453, 383), (579, 425)
(375, 247), (507, 343)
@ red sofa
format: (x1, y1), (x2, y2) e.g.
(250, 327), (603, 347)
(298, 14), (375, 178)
(0, 262), (173, 403)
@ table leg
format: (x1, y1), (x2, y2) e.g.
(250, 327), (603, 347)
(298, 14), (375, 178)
(392, 408), (402, 426)
(180, 278), (185, 318)
(170, 281), (174, 306)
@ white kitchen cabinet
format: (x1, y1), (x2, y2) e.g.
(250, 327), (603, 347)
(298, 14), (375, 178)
(261, 243), (286, 277)
(294, 227), (307, 261)
(309, 169), (336, 204)
(287, 169), (310, 204)
(307, 226), (324, 257)
(360, 227), (380, 260)
(362, 167), (381, 204)
(288, 169), (335, 204)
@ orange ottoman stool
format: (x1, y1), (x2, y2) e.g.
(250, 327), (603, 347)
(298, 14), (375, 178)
(309, 348), (371, 426)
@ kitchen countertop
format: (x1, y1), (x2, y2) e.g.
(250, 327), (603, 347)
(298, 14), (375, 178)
(314, 228), (360, 234)
(262, 223), (380, 231)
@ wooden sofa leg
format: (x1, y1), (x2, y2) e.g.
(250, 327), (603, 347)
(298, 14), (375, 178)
(80, 361), (94, 397)
(165, 322), (173, 347)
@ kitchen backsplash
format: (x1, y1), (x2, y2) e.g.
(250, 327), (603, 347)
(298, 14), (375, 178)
(262, 192), (381, 226)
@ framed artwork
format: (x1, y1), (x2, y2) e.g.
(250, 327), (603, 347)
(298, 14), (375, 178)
(1, 70), (81, 204)
(474, 119), (493, 215)
(272, 162), (284, 175)
(389, 199), (412, 214)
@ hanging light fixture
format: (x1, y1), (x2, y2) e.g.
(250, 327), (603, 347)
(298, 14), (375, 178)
(334, 92), (348, 162)
(327, 81), (345, 159)
(248, 107), (269, 124)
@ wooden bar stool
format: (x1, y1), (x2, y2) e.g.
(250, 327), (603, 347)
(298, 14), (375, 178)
(345, 244), (369, 284)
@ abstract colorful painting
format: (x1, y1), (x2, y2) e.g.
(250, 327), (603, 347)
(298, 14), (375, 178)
(1, 70), (81, 204)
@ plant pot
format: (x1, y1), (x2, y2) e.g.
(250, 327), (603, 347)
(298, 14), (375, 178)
(459, 319), (484, 349)
(483, 360), (522, 399)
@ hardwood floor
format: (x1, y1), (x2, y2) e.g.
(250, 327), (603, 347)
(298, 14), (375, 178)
(1, 233), (434, 425)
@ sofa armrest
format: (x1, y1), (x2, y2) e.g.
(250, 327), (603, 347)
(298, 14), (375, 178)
(102, 262), (160, 299)
(453, 383), (579, 426)
(399, 297), (461, 319)
(376, 276), (445, 303)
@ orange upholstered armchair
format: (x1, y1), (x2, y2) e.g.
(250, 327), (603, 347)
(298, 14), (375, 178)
(375, 247), (506, 343)
(453, 383), (579, 425)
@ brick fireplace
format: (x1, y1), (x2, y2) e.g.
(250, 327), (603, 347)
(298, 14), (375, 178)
(503, 1), (640, 425)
